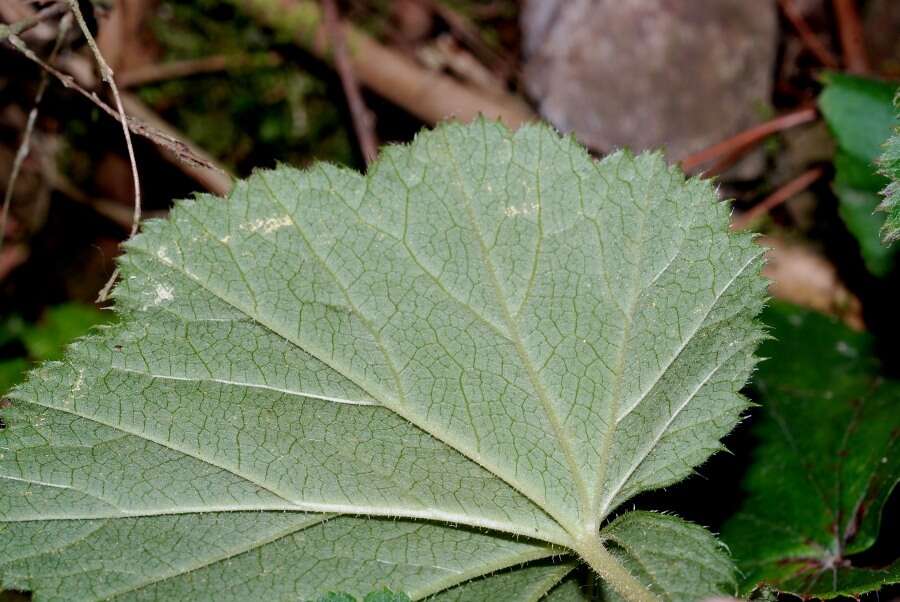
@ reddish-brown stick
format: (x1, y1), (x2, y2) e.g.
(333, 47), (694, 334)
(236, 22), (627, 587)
(833, 0), (870, 74)
(732, 167), (826, 230)
(322, 0), (379, 166)
(680, 107), (818, 173)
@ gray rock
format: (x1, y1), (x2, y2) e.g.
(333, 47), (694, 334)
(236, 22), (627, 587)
(522, 0), (778, 176)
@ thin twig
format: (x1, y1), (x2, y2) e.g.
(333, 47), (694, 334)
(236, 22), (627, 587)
(0, 12), (70, 254)
(680, 107), (818, 173)
(833, 0), (869, 74)
(322, 0), (378, 165)
(732, 167), (825, 230)
(777, 0), (840, 69)
(118, 93), (234, 195)
(66, 0), (139, 240)
(62, 0), (138, 301)
(233, 0), (535, 129)
(416, 0), (515, 79)
(117, 52), (282, 88)
(0, 1), (67, 40)
(7, 37), (229, 178)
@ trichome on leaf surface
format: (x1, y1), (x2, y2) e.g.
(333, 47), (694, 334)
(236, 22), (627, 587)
(0, 120), (767, 601)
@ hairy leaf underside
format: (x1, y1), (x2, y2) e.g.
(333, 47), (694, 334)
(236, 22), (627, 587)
(0, 121), (765, 601)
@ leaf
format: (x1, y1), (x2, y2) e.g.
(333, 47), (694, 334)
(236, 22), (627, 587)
(429, 562), (581, 601)
(19, 303), (111, 362)
(0, 304), (111, 395)
(834, 184), (894, 276)
(878, 92), (900, 243)
(596, 512), (737, 601)
(819, 72), (900, 274)
(316, 588), (411, 602)
(0, 359), (29, 399)
(721, 303), (900, 599)
(0, 120), (766, 601)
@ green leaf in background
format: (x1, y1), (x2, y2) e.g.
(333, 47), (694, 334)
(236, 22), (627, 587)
(20, 303), (111, 362)
(819, 72), (900, 276)
(0, 360), (29, 400)
(834, 183), (895, 276)
(0, 121), (767, 601)
(878, 92), (900, 243)
(722, 303), (900, 599)
(0, 303), (110, 394)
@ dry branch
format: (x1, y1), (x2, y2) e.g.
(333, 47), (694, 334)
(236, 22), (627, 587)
(9, 41), (233, 194)
(833, 0), (870, 73)
(732, 166), (825, 230)
(680, 107), (818, 172)
(0, 1), (67, 40)
(118, 93), (233, 196)
(66, 0), (140, 240)
(777, 0), (840, 69)
(117, 53), (282, 88)
(234, 0), (535, 128)
(322, 0), (378, 165)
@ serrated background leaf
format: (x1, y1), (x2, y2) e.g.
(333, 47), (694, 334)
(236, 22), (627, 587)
(0, 121), (765, 601)
(878, 93), (900, 243)
(722, 304), (900, 599)
(819, 72), (900, 273)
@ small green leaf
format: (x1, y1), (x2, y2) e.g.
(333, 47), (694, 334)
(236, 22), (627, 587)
(0, 304), (110, 395)
(20, 303), (111, 362)
(877, 92), (900, 243)
(316, 593), (357, 602)
(597, 512), (737, 601)
(0, 359), (29, 398)
(1, 121), (766, 601)
(722, 303), (900, 599)
(819, 72), (900, 274)
(834, 183), (894, 276)
(363, 589), (412, 602)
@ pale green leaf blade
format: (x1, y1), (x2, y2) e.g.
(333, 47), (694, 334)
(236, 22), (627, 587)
(428, 562), (579, 601)
(1, 515), (552, 601)
(596, 512), (738, 601)
(3, 315), (563, 542)
(1, 120), (765, 600)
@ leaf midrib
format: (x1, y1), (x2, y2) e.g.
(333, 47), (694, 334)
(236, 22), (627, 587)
(439, 125), (591, 534)
(259, 174), (573, 534)
(590, 168), (663, 522)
